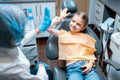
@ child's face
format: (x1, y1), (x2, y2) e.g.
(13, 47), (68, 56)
(69, 15), (86, 33)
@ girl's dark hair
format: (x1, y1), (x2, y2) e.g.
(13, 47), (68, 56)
(0, 4), (27, 48)
(74, 12), (88, 27)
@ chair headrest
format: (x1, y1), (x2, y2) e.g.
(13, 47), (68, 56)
(61, 0), (78, 14)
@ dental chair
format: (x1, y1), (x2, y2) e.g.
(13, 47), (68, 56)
(46, 21), (106, 80)
(46, 0), (107, 80)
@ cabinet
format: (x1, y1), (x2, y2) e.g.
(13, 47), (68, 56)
(89, 0), (119, 53)
(89, 0), (117, 27)
(89, 0), (120, 79)
(21, 3), (38, 28)
(94, 0), (104, 26)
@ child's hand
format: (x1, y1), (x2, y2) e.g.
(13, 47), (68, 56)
(81, 62), (93, 74)
(49, 8), (70, 28)
(59, 8), (71, 20)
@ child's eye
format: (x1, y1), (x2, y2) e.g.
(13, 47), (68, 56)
(72, 20), (75, 23)
(77, 23), (81, 27)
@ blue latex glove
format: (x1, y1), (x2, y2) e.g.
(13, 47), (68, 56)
(39, 7), (51, 32)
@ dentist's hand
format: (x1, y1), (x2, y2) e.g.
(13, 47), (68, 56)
(39, 7), (51, 32)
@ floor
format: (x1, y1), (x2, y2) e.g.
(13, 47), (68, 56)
(37, 38), (61, 68)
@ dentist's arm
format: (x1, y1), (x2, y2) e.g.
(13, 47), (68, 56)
(19, 7), (51, 47)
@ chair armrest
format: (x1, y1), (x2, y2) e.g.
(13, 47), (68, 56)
(103, 59), (120, 71)
(53, 66), (66, 80)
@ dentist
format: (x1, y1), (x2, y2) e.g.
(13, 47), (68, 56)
(0, 4), (51, 80)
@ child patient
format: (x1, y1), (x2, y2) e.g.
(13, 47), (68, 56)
(47, 8), (100, 80)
